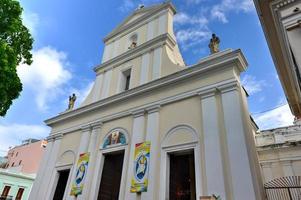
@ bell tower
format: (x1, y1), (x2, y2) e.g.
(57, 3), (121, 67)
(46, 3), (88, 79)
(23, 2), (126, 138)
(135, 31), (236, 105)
(81, 2), (186, 106)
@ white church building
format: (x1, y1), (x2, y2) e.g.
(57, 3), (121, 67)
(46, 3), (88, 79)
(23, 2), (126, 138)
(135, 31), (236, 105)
(29, 2), (264, 200)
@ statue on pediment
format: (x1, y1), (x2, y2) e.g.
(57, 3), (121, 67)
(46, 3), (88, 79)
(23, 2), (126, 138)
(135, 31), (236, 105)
(209, 33), (220, 54)
(68, 93), (76, 110)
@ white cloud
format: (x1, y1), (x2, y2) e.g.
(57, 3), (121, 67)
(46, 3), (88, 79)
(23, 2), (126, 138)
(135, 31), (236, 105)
(211, 0), (255, 23)
(176, 29), (211, 45)
(119, 0), (135, 12)
(174, 12), (211, 52)
(253, 104), (294, 130)
(0, 123), (50, 156)
(22, 11), (39, 36)
(241, 74), (266, 95)
(174, 12), (208, 27)
(17, 47), (72, 111)
(186, 0), (205, 4)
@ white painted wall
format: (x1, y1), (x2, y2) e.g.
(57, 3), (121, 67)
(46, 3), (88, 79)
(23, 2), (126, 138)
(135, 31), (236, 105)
(100, 70), (112, 99)
(201, 94), (226, 199)
(152, 47), (162, 80)
(221, 89), (256, 200)
(140, 53), (150, 85)
(141, 107), (160, 199)
(124, 111), (145, 200)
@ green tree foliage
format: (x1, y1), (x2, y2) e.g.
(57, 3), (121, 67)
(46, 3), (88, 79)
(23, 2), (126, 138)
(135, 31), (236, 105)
(0, 0), (33, 116)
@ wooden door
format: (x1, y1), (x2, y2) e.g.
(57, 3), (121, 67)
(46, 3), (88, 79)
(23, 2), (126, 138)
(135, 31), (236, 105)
(97, 151), (124, 200)
(169, 152), (196, 200)
(53, 169), (70, 200)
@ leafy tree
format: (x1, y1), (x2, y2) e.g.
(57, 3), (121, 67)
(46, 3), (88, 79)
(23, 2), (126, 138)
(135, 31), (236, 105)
(0, 0), (33, 116)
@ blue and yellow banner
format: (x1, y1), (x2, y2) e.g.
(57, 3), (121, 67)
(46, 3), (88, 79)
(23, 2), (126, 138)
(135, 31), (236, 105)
(70, 152), (90, 196)
(130, 141), (151, 193)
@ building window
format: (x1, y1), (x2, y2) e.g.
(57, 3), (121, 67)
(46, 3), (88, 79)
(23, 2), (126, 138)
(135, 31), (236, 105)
(11, 162), (14, 167)
(16, 152), (18, 157)
(120, 69), (131, 91)
(15, 188), (24, 200)
(1, 185), (11, 198)
(19, 160), (22, 165)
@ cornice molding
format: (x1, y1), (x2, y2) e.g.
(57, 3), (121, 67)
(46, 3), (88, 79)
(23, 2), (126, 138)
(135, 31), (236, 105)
(48, 78), (238, 137)
(45, 49), (246, 126)
(47, 133), (63, 141)
(198, 88), (217, 100)
(95, 33), (176, 73)
(131, 109), (145, 118)
(91, 121), (103, 130)
(274, 0), (296, 9)
(146, 105), (161, 114)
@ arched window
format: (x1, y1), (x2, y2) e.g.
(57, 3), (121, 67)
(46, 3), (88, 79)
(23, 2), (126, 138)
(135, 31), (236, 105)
(102, 130), (127, 149)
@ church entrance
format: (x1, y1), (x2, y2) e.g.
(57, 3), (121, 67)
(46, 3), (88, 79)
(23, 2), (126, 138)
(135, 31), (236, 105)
(53, 169), (70, 200)
(97, 151), (124, 200)
(169, 151), (196, 200)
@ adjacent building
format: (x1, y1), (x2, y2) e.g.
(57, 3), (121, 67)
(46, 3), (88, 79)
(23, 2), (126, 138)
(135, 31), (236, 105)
(256, 123), (301, 183)
(30, 2), (264, 200)
(253, 0), (301, 119)
(0, 139), (46, 200)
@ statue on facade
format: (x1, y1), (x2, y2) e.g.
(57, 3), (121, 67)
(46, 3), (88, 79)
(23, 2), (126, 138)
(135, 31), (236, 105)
(68, 93), (76, 110)
(208, 33), (220, 54)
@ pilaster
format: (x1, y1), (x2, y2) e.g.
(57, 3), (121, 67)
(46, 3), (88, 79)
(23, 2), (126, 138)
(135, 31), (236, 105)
(261, 163), (273, 183)
(28, 138), (54, 199)
(125, 109), (146, 200)
(200, 90), (226, 199)
(38, 134), (63, 200)
(80, 122), (102, 200)
(220, 87), (257, 200)
(141, 105), (160, 199)
(65, 125), (92, 200)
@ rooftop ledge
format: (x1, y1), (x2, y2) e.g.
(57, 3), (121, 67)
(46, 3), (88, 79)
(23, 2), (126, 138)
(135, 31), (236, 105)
(45, 49), (247, 126)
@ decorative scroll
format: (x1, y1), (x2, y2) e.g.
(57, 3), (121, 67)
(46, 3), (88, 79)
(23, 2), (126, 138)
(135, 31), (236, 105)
(102, 131), (126, 148)
(130, 141), (151, 193)
(70, 152), (90, 196)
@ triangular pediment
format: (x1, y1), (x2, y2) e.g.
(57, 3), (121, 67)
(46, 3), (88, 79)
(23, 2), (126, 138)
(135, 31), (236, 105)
(104, 3), (175, 42)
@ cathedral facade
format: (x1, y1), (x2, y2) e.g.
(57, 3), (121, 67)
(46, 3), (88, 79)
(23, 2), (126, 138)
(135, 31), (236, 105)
(30, 3), (264, 200)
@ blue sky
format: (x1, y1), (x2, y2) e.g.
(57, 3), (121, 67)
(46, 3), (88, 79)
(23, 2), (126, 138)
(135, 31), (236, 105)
(0, 0), (294, 156)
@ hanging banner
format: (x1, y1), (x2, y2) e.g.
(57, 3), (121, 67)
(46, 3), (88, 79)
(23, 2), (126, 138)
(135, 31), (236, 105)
(130, 141), (151, 193)
(70, 152), (90, 196)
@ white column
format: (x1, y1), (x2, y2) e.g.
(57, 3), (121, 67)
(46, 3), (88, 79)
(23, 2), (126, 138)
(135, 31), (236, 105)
(65, 125), (91, 200)
(100, 70), (112, 99)
(141, 106), (160, 200)
(28, 139), (54, 200)
(37, 135), (62, 200)
(221, 88), (256, 200)
(140, 53), (150, 85)
(125, 109), (145, 200)
(261, 163), (273, 183)
(80, 123), (102, 200)
(281, 161), (294, 177)
(147, 20), (155, 41)
(158, 14), (167, 35)
(88, 150), (103, 200)
(200, 92), (226, 199)
(152, 47), (162, 80)
(93, 74), (104, 102)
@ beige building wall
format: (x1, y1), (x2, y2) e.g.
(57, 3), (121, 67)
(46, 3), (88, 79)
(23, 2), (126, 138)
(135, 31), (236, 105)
(30, 2), (264, 200)
(256, 124), (301, 183)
